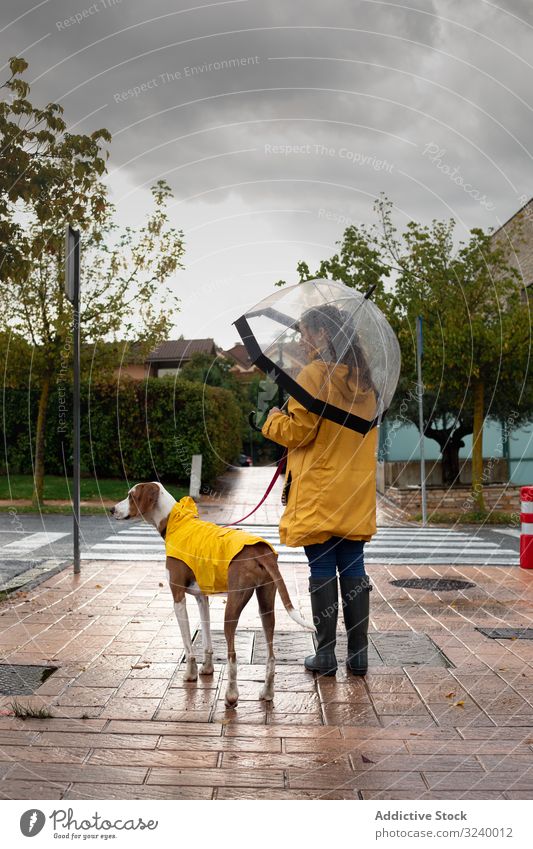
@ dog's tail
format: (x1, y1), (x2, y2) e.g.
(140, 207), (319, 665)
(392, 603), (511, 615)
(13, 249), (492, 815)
(257, 551), (315, 632)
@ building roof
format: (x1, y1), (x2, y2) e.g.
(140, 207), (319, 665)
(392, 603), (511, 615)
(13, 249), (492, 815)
(491, 197), (533, 238)
(222, 343), (255, 369)
(147, 338), (216, 363)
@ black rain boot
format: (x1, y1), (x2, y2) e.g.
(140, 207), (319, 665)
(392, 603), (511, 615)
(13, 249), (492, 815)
(339, 575), (372, 675)
(304, 577), (338, 676)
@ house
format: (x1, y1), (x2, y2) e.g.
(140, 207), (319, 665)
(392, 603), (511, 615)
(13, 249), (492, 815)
(220, 343), (262, 382)
(146, 338), (217, 377)
(491, 197), (533, 296)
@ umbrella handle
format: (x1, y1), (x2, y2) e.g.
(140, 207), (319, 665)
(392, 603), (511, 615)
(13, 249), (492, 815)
(248, 410), (263, 432)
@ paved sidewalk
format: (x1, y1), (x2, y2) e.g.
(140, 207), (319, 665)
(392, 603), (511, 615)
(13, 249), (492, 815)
(0, 469), (532, 800)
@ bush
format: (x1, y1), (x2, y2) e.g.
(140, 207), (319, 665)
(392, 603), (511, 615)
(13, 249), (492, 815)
(1, 378), (242, 485)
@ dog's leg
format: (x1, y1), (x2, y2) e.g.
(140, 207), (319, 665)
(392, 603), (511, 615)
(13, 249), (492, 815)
(174, 594), (198, 681)
(224, 586), (253, 707)
(195, 593), (214, 675)
(256, 584), (276, 701)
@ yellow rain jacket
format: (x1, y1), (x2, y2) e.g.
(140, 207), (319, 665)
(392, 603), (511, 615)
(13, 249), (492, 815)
(262, 358), (378, 547)
(165, 496), (275, 594)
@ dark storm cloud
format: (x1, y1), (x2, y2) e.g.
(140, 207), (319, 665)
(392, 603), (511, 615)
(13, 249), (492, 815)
(1, 0), (532, 232)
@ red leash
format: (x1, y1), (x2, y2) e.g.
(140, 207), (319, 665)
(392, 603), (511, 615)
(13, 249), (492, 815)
(224, 452), (287, 526)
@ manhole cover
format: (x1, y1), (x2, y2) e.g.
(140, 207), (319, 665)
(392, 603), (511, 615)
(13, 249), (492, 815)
(476, 627), (533, 640)
(390, 578), (476, 591)
(0, 664), (57, 695)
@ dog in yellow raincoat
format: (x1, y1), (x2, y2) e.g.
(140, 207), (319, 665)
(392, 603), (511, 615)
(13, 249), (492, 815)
(164, 496), (276, 594)
(110, 483), (312, 707)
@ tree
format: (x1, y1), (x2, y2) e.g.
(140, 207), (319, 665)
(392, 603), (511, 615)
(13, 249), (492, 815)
(179, 352), (240, 391)
(0, 59), (185, 504)
(0, 57), (109, 284)
(281, 197), (532, 509)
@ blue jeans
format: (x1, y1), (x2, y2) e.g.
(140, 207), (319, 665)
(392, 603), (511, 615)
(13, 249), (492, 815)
(304, 536), (366, 579)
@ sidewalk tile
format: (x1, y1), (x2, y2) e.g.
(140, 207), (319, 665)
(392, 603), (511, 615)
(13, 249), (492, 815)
(88, 748), (218, 769)
(147, 767), (284, 788)
(8, 763), (148, 785)
(289, 768), (426, 791)
(216, 788), (359, 799)
(0, 781), (68, 800)
(0, 745), (89, 764)
(63, 784), (213, 800)
(159, 735), (282, 753)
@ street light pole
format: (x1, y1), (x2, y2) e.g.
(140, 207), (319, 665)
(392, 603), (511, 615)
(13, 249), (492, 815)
(416, 315), (427, 526)
(65, 225), (81, 574)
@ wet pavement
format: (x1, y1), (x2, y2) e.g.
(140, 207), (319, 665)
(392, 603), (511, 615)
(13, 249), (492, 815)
(0, 468), (531, 800)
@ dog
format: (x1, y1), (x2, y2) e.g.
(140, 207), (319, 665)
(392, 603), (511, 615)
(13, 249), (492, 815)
(110, 482), (313, 706)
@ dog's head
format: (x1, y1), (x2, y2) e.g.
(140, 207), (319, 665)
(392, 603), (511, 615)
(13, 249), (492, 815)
(110, 482), (161, 521)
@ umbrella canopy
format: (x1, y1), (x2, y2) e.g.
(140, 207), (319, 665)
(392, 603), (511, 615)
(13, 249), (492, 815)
(233, 278), (401, 434)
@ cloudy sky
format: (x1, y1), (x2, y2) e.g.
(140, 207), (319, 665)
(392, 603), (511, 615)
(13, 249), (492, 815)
(2, 0), (532, 347)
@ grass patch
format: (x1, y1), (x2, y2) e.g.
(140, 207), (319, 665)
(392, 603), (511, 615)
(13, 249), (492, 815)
(0, 475), (188, 504)
(409, 510), (517, 525)
(0, 504), (113, 516)
(8, 699), (53, 719)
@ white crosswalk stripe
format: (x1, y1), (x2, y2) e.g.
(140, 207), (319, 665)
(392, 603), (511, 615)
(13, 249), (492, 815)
(81, 521), (519, 565)
(3, 531), (69, 555)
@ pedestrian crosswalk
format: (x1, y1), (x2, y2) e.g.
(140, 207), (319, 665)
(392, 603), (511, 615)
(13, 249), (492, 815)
(3, 531), (69, 555)
(82, 522), (519, 566)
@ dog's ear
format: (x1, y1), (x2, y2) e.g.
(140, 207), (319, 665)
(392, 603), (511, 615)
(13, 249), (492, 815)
(130, 483), (160, 517)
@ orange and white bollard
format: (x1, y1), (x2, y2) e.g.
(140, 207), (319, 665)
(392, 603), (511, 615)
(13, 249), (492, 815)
(520, 486), (533, 570)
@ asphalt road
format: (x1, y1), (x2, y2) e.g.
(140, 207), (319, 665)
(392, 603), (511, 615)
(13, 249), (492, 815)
(0, 511), (522, 592)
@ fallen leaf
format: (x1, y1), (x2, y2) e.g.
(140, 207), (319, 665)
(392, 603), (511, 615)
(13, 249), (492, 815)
(445, 692), (455, 698)
(361, 754), (375, 763)
(94, 584), (102, 589)
(453, 700), (465, 707)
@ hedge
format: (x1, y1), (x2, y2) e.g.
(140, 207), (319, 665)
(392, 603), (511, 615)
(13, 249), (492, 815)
(1, 378), (243, 486)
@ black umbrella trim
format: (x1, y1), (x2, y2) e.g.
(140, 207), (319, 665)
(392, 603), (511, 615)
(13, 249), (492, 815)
(234, 314), (386, 435)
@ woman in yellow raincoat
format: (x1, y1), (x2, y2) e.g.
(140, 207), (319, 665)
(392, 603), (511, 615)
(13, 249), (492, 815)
(262, 305), (376, 676)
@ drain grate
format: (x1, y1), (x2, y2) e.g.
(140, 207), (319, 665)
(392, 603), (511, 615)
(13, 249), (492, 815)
(0, 664), (57, 696)
(193, 630), (453, 667)
(390, 578), (475, 592)
(475, 627), (533, 640)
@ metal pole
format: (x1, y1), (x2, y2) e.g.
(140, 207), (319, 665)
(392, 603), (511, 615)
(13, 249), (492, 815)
(65, 225), (81, 574)
(73, 231), (81, 574)
(416, 315), (427, 526)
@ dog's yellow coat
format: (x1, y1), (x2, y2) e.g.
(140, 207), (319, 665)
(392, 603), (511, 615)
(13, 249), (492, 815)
(165, 497), (275, 594)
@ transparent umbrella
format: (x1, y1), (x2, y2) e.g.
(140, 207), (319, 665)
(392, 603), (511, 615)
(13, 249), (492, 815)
(233, 278), (401, 434)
